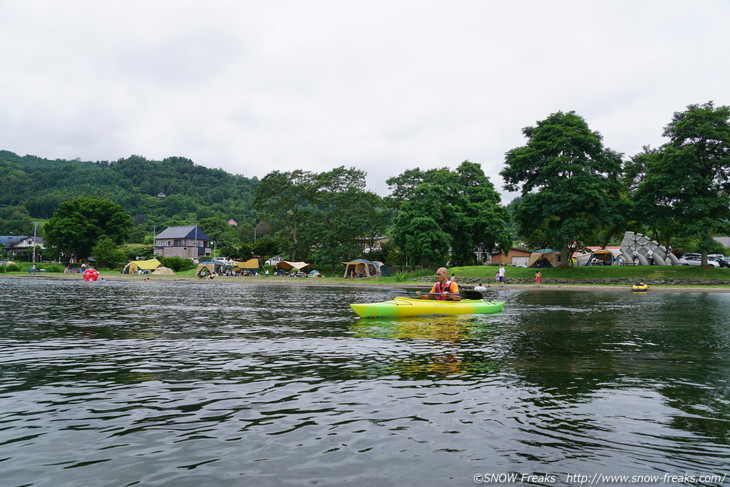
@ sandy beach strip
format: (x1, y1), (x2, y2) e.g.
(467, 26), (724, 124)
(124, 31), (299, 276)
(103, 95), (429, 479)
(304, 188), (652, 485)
(7, 273), (730, 293)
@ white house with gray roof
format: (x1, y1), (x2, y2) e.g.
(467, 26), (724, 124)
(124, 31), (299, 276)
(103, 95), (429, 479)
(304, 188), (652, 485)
(154, 225), (211, 260)
(0, 236), (44, 259)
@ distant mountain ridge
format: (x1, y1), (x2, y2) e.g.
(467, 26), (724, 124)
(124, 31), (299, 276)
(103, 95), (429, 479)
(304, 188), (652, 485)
(0, 150), (260, 235)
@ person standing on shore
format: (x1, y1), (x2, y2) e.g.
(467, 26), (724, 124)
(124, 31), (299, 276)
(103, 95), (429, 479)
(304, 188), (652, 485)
(535, 271), (542, 286)
(416, 267), (461, 301)
(498, 265), (505, 287)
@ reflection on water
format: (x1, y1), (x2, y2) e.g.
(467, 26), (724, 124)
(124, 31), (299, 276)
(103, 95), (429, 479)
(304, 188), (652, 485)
(0, 279), (728, 486)
(352, 316), (500, 378)
(352, 314), (494, 340)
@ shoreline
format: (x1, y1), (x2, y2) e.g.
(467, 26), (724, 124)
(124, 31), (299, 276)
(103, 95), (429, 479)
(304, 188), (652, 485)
(5, 273), (730, 293)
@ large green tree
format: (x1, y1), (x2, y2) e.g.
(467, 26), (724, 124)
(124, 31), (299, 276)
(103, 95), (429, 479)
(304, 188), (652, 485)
(45, 196), (132, 261)
(307, 167), (389, 272)
(92, 236), (127, 268)
(624, 146), (681, 248)
(0, 205), (35, 235)
(452, 161), (513, 265)
(254, 170), (315, 261)
(633, 101), (730, 264)
(392, 214), (452, 267)
(254, 167), (388, 265)
(199, 217), (234, 256)
(390, 162), (511, 267)
(501, 111), (623, 265)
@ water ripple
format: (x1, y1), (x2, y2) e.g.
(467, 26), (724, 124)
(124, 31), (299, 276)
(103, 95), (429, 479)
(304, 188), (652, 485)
(0, 280), (728, 485)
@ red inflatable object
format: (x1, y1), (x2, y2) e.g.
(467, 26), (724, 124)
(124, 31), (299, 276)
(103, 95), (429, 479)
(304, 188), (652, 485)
(83, 268), (99, 281)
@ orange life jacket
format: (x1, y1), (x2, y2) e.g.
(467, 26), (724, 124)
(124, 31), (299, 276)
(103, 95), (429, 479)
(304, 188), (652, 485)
(434, 280), (456, 300)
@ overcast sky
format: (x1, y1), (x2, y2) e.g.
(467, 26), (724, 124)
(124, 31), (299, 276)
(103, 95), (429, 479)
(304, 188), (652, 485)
(2, 1), (728, 201)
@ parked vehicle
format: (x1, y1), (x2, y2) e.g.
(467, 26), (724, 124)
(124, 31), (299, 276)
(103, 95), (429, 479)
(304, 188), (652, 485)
(678, 254), (720, 267)
(709, 254), (730, 268)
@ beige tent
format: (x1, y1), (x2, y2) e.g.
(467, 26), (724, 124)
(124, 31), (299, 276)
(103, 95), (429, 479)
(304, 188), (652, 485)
(122, 258), (162, 274)
(195, 261), (226, 276)
(342, 259), (384, 278)
(152, 266), (175, 275)
(591, 249), (615, 265)
(276, 261), (311, 272)
(528, 249), (559, 268)
(234, 258), (260, 272)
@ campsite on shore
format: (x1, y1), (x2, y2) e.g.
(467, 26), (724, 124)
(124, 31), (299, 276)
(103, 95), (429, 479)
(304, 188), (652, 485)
(8, 263), (730, 293)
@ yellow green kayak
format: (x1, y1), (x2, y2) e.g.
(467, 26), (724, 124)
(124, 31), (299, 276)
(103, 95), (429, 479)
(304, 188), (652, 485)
(350, 297), (505, 318)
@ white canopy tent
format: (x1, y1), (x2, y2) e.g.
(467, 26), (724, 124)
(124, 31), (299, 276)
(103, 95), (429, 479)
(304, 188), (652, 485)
(275, 261), (311, 272)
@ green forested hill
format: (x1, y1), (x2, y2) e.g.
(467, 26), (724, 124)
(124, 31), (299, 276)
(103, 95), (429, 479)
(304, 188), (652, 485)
(0, 150), (260, 239)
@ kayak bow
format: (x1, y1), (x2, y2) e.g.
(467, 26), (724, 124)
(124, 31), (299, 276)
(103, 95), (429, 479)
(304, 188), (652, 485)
(350, 297), (505, 318)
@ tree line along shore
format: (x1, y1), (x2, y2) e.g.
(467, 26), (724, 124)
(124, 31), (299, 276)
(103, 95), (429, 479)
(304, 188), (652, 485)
(2, 101), (730, 272)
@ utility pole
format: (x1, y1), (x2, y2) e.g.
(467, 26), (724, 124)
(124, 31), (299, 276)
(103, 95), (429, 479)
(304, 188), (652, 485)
(32, 222), (39, 263)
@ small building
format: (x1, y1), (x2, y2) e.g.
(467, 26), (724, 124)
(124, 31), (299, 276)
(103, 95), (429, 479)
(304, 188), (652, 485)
(356, 236), (390, 253)
(154, 226), (211, 260)
(15, 236), (45, 250)
(0, 236), (22, 247)
(489, 248), (532, 267)
(0, 236), (45, 259)
(0, 236), (24, 258)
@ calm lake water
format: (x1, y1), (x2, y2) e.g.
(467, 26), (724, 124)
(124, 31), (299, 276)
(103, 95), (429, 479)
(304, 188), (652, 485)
(0, 278), (728, 486)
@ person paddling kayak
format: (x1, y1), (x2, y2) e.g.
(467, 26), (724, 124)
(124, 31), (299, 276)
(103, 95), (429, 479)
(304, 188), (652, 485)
(416, 267), (461, 301)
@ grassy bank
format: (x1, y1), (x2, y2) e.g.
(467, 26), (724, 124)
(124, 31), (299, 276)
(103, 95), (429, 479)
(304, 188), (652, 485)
(347, 264), (730, 288)
(448, 265), (730, 281)
(4, 262), (730, 288)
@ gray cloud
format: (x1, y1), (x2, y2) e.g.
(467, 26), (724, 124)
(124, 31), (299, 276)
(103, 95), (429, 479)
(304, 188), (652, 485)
(1, 0), (728, 201)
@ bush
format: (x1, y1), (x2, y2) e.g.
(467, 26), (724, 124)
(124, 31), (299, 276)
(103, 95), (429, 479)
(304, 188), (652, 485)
(159, 256), (196, 272)
(5, 263), (20, 272)
(41, 264), (64, 273)
(393, 271), (410, 282)
(120, 243), (155, 261)
(92, 236), (127, 269)
(411, 268), (434, 279)
(252, 236), (279, 258)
